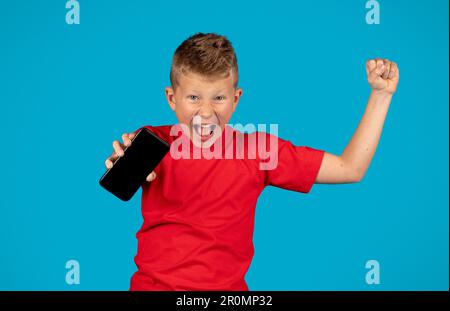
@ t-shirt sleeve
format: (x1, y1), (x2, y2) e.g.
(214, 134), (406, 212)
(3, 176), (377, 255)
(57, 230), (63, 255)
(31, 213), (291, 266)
(263, 135), (325, 193)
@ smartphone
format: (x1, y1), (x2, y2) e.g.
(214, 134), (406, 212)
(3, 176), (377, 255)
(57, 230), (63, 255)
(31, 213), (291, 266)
(99, 127), (170, 201)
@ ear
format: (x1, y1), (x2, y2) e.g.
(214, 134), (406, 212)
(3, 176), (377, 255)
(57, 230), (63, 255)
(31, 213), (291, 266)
(232, 88), (243, 112)
(165, 86), (176, 111)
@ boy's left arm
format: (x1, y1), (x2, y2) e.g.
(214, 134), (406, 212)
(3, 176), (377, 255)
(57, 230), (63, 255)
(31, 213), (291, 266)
(315, 58), (400, 184)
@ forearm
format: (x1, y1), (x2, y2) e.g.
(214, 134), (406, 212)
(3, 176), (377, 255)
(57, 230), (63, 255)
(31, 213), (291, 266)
(315, 58), (399, 184)
(340, 90), (393, 180)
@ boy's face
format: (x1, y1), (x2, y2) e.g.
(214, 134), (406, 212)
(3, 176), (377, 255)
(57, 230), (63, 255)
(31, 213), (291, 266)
(165, 71), (242, 147)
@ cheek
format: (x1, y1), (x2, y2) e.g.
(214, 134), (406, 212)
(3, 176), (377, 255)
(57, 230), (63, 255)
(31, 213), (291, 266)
(216, 104), (235, 122)
(176, 112), (192, 124)
(174, 102), (194, 121)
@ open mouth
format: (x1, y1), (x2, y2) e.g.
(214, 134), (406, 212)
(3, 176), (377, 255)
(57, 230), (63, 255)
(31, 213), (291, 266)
(192, 123), (218, 141)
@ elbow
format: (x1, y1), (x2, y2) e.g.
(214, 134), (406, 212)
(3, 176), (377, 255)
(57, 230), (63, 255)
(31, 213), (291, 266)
(348, 169), (365, 183)
(339, 156), (367, 183)
(350, 175), (364, 183)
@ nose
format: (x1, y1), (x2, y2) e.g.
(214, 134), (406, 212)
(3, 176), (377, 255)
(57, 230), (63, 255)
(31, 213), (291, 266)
(198, 102), (214, 121)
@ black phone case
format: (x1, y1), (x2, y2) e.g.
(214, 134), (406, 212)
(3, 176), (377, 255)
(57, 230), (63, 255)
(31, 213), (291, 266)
(99, 127), (170, 201)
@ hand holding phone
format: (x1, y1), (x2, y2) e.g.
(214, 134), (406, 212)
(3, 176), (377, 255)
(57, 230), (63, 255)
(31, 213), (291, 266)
(104, 131), (158, 182)
(100, 128), (170, 201)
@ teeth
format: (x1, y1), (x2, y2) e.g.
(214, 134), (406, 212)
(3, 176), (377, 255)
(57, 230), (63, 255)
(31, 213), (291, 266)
(193, 124), (217, 136)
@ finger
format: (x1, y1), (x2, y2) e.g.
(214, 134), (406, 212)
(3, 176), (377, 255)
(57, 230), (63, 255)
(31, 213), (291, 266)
(388, 67), (395, 79)
(374, 57), (382, 67)
(146, 171), (157, 182)
(382, 59), (391, 79)
(389, 62), (399, 79)
(105, 147), (120, 167)
(366, 59), (375, 76)
(373, 60), (386, 76)
(123, 132), (137, 147)
(376, 59), (384, 70)
(113, 140), (124, 157)
(105, 158), (114, 169)
(366, 60), (376, 76)
(122, 133), (132, 147)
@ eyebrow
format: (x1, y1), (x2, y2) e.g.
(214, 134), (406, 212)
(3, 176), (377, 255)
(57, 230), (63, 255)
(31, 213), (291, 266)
(187, 89), (228, 95)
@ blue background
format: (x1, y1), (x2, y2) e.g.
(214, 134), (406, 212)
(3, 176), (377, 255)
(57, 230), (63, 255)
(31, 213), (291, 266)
(0, 0), (448, 290)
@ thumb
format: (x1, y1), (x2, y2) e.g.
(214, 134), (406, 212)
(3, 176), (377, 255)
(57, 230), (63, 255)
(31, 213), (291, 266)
(146, 171), (157, 182)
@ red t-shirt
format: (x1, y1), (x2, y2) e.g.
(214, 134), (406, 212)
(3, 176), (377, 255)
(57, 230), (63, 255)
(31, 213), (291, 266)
(129, 124), (325, 291)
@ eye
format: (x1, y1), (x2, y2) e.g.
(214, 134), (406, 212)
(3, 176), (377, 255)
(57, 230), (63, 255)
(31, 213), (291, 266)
(187, 95), (199, 101)
(215, 95), (226, 101)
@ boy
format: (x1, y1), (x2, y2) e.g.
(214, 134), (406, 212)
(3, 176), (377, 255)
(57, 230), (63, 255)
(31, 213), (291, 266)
(104, 33), (399, 290)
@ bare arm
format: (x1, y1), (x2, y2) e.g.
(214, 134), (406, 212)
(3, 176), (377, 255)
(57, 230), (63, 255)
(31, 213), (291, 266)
(316, 58), (400, 184)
